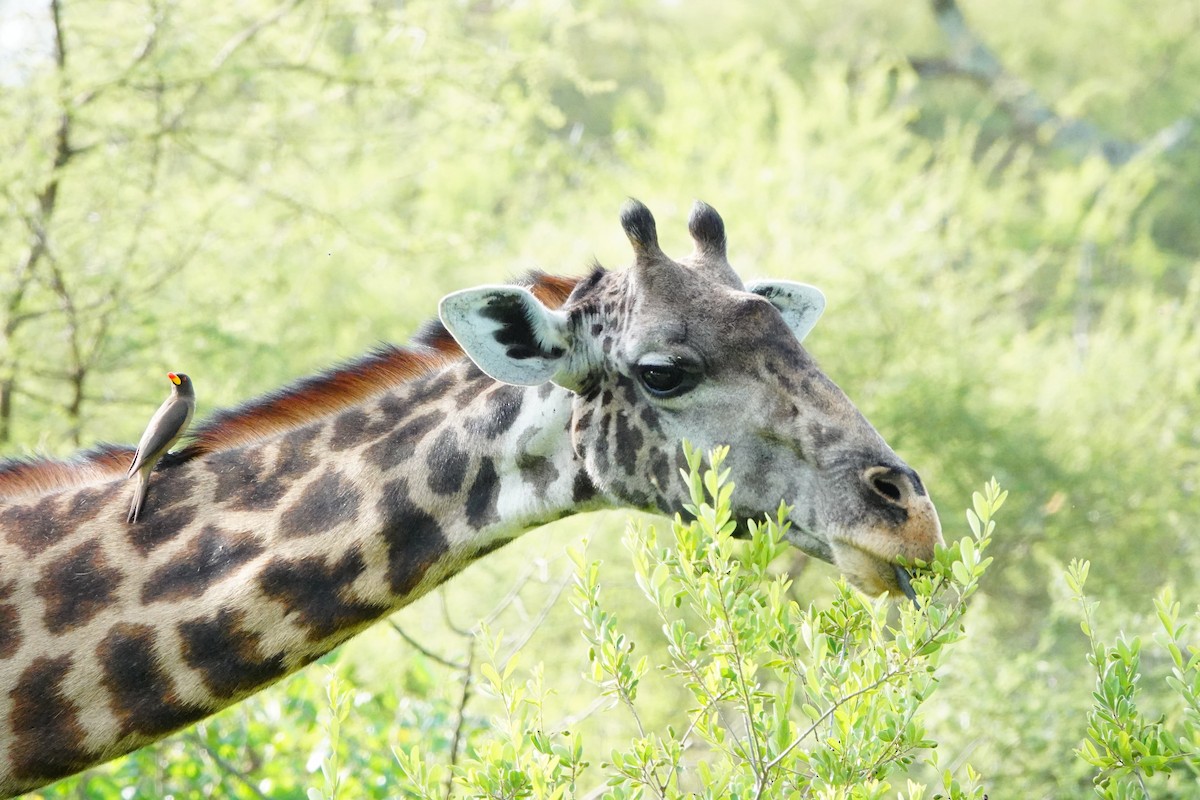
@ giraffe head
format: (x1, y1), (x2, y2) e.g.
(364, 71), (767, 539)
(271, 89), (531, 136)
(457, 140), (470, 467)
(440, 200), (942, 597)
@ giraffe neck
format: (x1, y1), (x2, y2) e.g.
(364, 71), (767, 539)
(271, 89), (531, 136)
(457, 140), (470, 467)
(0, 360), (605, 796)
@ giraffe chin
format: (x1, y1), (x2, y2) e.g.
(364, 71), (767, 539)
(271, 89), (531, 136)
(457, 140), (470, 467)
(829, 541), (915, 599)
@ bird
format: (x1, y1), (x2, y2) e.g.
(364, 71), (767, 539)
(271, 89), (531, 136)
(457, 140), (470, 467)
(126, 372), (195, 523)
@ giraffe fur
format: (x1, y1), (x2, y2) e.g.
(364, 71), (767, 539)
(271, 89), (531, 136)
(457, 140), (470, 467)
(0, 201), (941, 796)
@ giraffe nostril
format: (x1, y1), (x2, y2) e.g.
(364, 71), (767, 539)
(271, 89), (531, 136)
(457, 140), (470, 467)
(872, 475), (903, 503)
(862, 465), (913, 507)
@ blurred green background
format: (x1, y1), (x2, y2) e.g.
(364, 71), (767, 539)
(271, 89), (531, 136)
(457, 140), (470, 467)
(2, 0), (1198, 796)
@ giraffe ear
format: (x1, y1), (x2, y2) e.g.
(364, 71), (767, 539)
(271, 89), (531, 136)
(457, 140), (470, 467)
(746, 280), (826, 343)
(439, 286), (572, 386)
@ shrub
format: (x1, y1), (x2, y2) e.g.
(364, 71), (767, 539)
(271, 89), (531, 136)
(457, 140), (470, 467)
(395, 446), (1001, 799)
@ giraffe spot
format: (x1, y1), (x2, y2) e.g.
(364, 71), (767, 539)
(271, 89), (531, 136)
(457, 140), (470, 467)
(808, 421), (845, 450)
(639, 406), (662, 434)
(364, 411), (442, 471)
(137, 467), (191, 512)
(464, 536), (515, 562)
(330, 409), (392, 451)
(378, 479), (451, 594)
(404, 370), (458, 407)
(572, 471), (598, 505)
(516, 451), (558, 496)
(426, 429), (469, 496)
(35, 539), (124, 635)
(650, 450), (671, 495)
(7, 655), (93, 785)
(620, 482), (653, 509)
(98, 622), (209, 739)
(455, 366), (495, 409)
(272, 424), (322, 479)
(616, 374), (639, 405)
(423, 371), (459, 398)
(143, 525), (265, 603)
(259, 549), (389, 640)
(208, 448), (261, 493)
(72, 482), (122, 522)
(465, 457), (499, 530)
(126, 502), (198, 556)
(330, 409), (369, 449)
(375, 392), (409, 421)
(464, 384), (524, 439)
(0, 602), (19, 659)
(178, 608), (288, 698)
(673, 446), (690, 479)
(772, 363), (798, 395)
(208, 448), (288, 511)
(1, 495), (69, 557)
(615, 411), (644, 474)
(279, 469), (362, 538)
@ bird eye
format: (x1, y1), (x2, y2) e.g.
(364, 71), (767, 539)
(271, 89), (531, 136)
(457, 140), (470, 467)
(636, 362), (700, 398)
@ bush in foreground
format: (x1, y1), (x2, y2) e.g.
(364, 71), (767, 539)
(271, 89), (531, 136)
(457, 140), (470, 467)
(397, 446), (1000, 799)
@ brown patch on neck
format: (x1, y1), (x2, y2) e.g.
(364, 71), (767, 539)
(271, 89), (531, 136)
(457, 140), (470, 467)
(181, 271), (579, 459)
(0, 443), (135, 500)
(177, 345), (455, 459)
(0, 271), (582, 494)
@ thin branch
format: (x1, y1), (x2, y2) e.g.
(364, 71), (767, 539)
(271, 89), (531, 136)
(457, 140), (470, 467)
(443, 641), (476, 800)
(188, 731), (271, 800)
(160, 0), (304, 133)
(479, 559), (544, 628)
(499, 563), (572, 663)
(173, 137), (414, 257)
(387, 620), (468, 671)
(914, 0), (1194, 165)
(3, 0), (76, 444)
(72, 7), (161, 108)
(210, 0), (302, 70)
(438, 588), (474, 639)
(762, 664), (922, 776)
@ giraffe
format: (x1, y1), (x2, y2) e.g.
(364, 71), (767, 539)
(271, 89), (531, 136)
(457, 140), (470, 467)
(0, 200), (942, 797)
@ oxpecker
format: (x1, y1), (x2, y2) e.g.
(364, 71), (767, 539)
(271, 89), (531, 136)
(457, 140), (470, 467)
(126, 372), (195, 523)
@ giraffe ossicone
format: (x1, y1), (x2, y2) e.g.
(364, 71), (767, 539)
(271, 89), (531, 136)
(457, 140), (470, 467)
(0, 199), (941, 797)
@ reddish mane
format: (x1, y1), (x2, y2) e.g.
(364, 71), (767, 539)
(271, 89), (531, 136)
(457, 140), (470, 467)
(0, 271), (580, 500)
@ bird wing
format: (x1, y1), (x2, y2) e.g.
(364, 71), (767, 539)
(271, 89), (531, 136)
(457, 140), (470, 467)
(127, 398), (194, 476)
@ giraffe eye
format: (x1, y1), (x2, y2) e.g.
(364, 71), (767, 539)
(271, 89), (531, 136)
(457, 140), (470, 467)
(636, 362), (700, 398)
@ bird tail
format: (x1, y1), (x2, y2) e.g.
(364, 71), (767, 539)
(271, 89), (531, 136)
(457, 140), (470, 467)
(127, 474), (148, 523)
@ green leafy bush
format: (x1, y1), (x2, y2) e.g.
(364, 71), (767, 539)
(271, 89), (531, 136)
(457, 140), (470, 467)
(1069, 561), (1200, 798)
(394, 447), (1000, 799)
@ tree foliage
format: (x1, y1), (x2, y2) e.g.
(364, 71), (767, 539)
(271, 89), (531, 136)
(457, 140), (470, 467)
(4, 0), (1199, 797)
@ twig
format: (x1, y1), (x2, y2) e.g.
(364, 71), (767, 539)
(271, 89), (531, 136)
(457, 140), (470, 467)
(480, 558), (543, 628)
(913, 0), (1194, 165)
(72, 6), (161, 108)
(388, 620), (468, 670)
(443, 640), (476, 800)
(188, 731), (271, 800)
(438, 587), (474, 638)
(499, 562), (572, 663)
(172, 137), (414, 258)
